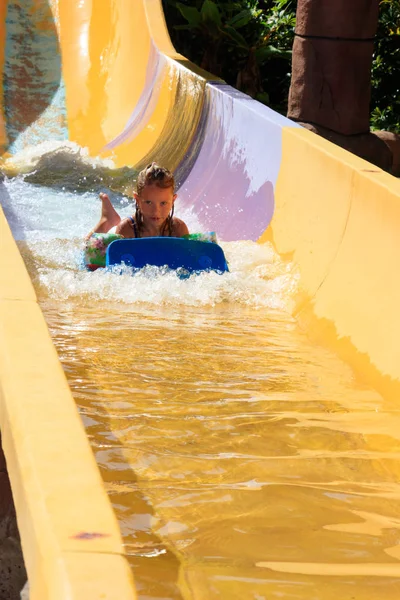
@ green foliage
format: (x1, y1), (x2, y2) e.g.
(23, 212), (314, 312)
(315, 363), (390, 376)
(163, 0), (295, 113)
(163, 0), (400, 132)
(371, 0), (400, 133)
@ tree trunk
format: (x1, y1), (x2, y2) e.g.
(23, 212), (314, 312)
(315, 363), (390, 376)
(287, 0), (394, 172)
(288, 0), (379, 135)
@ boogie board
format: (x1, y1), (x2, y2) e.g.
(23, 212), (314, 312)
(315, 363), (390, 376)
(106, 237), (229, 273)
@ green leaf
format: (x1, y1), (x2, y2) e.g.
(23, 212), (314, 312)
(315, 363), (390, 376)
(176, 2), (202, 28)
(201, 0), (221, 27)
(174, 24), (196, 31)
(227, 9), (253, 29)
(256, 91), (270, 105)
(222, 25), (248, 49)
(255, 45), (292, 62)
(220, 3), (242, 10)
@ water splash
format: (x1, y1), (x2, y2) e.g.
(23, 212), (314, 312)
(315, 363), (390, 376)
(1, 143), (299, 312)
(1, 140), (137, 194)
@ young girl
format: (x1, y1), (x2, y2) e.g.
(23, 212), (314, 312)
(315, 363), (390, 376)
(86, 162), (189, 240)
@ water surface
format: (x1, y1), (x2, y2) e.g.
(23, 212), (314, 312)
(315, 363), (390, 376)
(2, 144), (400, 599)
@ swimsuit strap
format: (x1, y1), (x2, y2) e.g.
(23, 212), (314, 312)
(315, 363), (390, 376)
(129, 216), (139, 238)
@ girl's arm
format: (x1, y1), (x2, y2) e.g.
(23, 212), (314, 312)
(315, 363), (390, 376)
(115, 218), (135, 238)
(172, 218), (189, 237)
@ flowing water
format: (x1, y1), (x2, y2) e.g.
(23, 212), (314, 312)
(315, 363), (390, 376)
(2, 144), (400, 600)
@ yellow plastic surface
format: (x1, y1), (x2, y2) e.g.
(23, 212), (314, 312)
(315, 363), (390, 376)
(55, 0), (215, 171)
(265, 127), (400, 401)
(1, 0), (400, 598)
(0, 211), (136, 597)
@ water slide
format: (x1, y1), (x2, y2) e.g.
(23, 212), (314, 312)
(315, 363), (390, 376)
(1, 0), (400, 598)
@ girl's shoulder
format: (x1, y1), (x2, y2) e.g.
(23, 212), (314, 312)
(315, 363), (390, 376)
(115, 216), (131, 227)
(171, 217), (189, 237)
(116, 216), (136, 237)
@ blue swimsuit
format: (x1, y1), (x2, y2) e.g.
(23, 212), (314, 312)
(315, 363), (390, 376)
(128, 216), (139, 237)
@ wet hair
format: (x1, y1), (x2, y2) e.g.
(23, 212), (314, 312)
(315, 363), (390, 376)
(135, 162), (175, 237)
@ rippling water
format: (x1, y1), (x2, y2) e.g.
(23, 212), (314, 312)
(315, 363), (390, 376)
(2, 145), (400, 600)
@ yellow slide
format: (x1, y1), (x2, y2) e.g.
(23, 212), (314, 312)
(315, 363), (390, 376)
(1, 0), (400, 598)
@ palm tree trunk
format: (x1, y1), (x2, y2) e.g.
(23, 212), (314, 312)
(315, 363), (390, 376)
(287, 0), (396, 171)
(288, 0), (379, 134)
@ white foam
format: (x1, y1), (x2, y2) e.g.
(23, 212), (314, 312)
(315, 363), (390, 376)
(0, 146), (300, 312)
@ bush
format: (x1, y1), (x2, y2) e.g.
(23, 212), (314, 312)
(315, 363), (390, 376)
(163, 0), (295, 113)
(163, 0), (400, 131)
(371, 0), (400, 133)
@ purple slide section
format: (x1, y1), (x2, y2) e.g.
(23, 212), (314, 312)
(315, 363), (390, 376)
(177, 83), (299, 242)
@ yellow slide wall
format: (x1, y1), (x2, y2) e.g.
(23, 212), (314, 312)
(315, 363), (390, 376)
(0, 210), (137, 598)
(265, 128), (400, 402)
(0, 0), (400, 598)
(55, 0), (215, 173)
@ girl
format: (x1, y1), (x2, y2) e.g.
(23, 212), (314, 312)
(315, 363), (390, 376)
(86, 162), (189, 240)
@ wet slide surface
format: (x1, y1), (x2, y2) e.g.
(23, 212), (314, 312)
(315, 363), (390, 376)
(1, 1), (400, 599)
(3, 162), (400, 600)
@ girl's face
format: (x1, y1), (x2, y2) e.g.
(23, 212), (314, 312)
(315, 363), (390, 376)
(135, 184), (176, 225)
